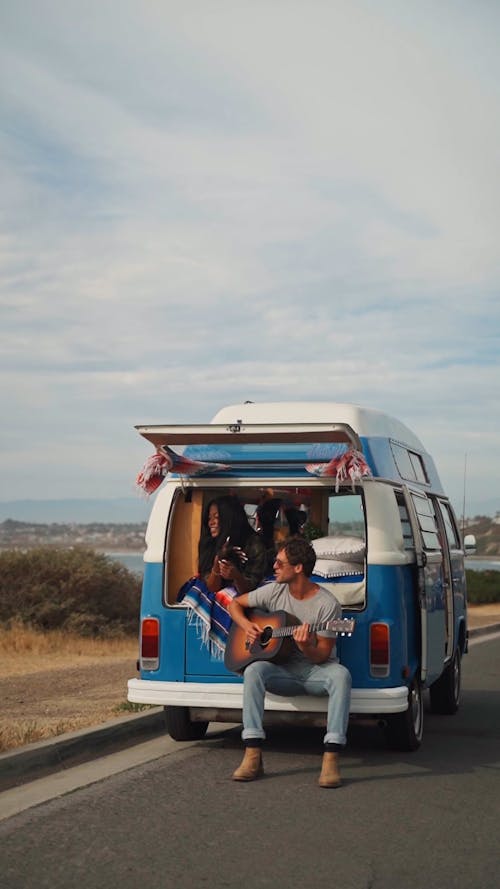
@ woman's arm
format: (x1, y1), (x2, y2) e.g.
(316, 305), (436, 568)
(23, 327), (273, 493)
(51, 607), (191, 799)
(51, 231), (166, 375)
(205, 555), (223, 592)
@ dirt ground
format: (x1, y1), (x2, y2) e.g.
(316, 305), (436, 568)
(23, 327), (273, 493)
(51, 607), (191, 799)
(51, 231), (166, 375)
(0, 654), (138, 752)
(465, 602), (500, 628)
(1, 605), (499, 753)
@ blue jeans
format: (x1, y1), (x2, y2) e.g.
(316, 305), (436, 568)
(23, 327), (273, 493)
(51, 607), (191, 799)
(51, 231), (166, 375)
(241, 658), (352, 746)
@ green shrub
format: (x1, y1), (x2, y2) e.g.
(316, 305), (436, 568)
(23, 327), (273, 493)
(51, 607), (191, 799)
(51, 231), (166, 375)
(0, 546), (141, 636)
(466, 569), (500, 605)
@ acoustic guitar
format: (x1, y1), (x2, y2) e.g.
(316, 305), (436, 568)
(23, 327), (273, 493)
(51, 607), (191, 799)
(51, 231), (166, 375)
(224, 608), (355, 673)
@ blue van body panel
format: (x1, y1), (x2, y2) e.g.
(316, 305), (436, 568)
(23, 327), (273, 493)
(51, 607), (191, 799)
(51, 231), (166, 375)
(140, 562), (185, 682)
(185, 622), (239, 681)
(339, 564), (419, 688)
(449, 552), (467, 648)
(450, 553), (466, 612)
(140, 562), (163, 615)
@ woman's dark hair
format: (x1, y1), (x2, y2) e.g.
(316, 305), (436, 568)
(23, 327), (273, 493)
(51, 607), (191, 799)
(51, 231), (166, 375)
(198, 495), (254, 576)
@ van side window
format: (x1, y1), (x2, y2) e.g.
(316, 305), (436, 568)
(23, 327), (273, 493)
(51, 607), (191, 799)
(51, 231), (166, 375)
(395, 492), (415, 550)
(411, 493), (441, 551)
(391, 442), (428, 484)
(437, 501), (461, 549)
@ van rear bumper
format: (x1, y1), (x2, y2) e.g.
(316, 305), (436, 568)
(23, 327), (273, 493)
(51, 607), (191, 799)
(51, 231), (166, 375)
(128, 678), (408, 715)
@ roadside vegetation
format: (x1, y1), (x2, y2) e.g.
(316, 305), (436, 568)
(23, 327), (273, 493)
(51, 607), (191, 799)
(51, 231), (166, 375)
(0, 547), (142, 753)
(466, 569), (500, 604)
(0, 545), (141, 636)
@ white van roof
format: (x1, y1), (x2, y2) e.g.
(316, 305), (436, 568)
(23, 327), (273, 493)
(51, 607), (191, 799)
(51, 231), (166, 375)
(211, 402), (425, 450)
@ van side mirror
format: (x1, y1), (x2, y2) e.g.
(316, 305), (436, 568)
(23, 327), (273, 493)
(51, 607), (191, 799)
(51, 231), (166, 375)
(463, 534), (476, 556)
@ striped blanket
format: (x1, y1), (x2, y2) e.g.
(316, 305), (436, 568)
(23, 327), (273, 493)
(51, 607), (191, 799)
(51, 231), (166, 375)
(177, 577), (237, 659)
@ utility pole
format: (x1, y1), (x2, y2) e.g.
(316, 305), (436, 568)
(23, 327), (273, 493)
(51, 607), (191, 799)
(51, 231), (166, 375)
(461, 452), (467, 536)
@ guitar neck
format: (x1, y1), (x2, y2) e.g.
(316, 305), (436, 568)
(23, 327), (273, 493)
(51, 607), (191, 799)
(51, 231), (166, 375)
(272, 619), (350, 639)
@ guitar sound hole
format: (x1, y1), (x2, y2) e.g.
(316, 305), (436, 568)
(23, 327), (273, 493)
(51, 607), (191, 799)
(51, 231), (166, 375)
(259, 626), (273, 647)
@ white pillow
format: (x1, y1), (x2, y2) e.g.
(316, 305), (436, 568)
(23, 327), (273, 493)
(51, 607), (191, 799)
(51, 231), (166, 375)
(320, 580), (365, 606)
(312, 535), (365, 562)
(313, 559), (364, 578)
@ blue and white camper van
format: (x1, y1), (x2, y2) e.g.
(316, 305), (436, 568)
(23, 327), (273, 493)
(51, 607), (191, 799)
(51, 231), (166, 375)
(127, 402), (469, 751)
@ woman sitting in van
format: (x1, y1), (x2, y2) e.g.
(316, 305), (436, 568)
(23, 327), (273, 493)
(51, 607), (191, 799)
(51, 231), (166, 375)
(255, 497), (307, 576)
(199, 495), (268, 596)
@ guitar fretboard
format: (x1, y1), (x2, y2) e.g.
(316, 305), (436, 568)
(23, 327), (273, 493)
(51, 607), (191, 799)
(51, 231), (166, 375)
(272, 619), (353, 638)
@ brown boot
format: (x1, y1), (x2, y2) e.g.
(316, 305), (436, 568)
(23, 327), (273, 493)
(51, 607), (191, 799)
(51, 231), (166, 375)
(318, 751), (342, 788)
(232, 747), (264, 782)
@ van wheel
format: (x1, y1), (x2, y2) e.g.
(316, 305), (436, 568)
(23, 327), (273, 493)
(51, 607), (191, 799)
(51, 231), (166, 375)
(385, 677), (423, 751)
(164, 706), (209, 741)
(429, 649), (461, 715)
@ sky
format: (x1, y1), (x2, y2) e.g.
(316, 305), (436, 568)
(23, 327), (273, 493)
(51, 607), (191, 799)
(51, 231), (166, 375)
(1, 0), (499, 518)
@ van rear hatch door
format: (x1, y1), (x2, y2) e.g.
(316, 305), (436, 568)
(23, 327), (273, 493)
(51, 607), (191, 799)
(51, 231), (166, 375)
(136, 422), (361, 448)
(136, 422), (363, 477)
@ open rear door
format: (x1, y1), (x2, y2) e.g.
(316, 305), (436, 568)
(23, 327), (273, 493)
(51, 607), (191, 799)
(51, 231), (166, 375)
(136, 421), (362, 449)
(403, 488), (446, 686)
(136, 421), (364, 479)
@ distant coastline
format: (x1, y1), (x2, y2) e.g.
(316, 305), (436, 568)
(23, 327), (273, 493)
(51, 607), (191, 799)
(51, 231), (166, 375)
(1, 518), (499, 560)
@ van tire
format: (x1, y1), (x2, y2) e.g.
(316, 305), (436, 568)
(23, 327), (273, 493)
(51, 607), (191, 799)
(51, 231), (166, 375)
(164, 706), (209, 741)
(429, 649), (461, 715)
(385, 676), (423, 751)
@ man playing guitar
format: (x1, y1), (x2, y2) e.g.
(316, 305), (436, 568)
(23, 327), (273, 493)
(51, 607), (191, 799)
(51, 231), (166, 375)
(227, 536), (352, 788)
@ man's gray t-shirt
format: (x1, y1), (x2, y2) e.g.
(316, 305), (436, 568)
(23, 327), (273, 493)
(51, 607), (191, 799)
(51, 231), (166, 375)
(247, 582), (341, 664)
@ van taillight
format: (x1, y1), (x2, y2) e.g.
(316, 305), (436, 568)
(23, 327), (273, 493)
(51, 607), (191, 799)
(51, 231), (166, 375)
(141, 617), (160, 671)
(370, 623), (390, 678)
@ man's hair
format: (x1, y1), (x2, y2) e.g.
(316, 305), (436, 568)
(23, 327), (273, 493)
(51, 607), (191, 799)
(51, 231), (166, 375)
(277, 536), (316, 577)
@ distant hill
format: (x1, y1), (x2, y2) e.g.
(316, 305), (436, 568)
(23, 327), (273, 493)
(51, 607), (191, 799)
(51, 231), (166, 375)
(0, 495), (497, 525)
(1, 509), (498, 556)
(0, 498), (152, 524)
(0, 519), (146, 551)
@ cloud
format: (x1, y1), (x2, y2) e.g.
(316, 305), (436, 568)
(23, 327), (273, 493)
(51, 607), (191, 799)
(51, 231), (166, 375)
(0, 0), (499, 515)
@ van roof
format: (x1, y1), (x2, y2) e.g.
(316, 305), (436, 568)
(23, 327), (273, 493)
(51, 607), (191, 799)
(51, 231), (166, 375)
(211, 402), (426, 451)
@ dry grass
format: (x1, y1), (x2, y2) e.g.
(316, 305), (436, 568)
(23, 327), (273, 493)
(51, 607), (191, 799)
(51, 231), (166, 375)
(0, 625), (139, 753)
(0, 719), (87, 752)
(0, 701), (154, 753)
(0, 622), (137, 677)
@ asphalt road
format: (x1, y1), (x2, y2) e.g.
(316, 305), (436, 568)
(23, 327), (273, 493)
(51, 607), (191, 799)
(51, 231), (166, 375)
(1, 633), (499, 889)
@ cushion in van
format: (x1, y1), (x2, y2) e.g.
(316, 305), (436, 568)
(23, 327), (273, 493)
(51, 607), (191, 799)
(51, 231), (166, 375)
(312, 559), (364, 578)
(320, 580), (365, 606)
(312, 535), (365, 562)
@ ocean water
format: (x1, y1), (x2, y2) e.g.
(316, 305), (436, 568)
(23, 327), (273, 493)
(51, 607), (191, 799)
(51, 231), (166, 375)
(107, 552), (145, 575)
(107, 553), (500, 577)
(465, 558), (500, 572)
